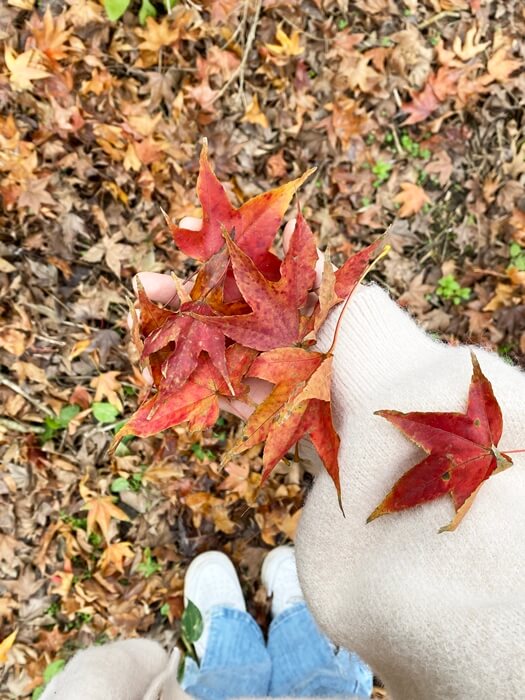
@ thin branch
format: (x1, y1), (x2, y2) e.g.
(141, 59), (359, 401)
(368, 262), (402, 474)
(212, 0), (262, 103)
(0, 375), (54, 417)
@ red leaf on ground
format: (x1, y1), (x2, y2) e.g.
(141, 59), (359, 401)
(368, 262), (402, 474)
(402, 81), (440, 125)
(368, 353), (513, 531)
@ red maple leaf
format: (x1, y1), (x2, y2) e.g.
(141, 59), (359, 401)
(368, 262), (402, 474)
(170, 140), (315, 277)
(191, 214), (318, 351)
(114, 344), (256, 442)
(224, 346), (342, 505)
(368, 353), (514, 532)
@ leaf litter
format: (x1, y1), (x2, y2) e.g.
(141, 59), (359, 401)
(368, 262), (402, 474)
(0, 2), (524, 697)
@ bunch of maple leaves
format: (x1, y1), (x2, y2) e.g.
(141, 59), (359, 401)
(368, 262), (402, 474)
(113, 142), (383, 508)
(114, 144), (518, 529)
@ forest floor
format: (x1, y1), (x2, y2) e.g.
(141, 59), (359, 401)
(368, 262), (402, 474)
(0, 0), (524, 697)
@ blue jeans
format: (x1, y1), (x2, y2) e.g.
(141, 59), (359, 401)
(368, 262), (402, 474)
(182, 603), (372, 699)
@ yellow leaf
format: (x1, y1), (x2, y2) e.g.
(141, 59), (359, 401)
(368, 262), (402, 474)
(266, 26), (304, 58)
(0, 630), (17, 664)
(241, 94), (269, 129)
(394, 182), (431, 218)
(99, 542), (134, 574)
(4, 48), (50, 92)
(90, 371), (123, 411)
(82, 496), (129, 543)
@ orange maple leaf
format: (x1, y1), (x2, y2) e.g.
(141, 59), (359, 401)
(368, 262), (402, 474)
(80, 486), (129, 543)
(394, 183), (431, 218)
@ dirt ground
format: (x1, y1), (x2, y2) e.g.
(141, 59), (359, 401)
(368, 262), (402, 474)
(0, 0), (524, 697)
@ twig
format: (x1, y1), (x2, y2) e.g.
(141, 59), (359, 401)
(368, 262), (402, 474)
(417, 11), (461, 30)
(222, 0), (249, 49)
(0, 375), (54, 417)
(212, 0), (263, 103)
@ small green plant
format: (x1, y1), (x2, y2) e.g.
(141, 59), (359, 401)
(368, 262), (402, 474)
(337, 18), (349, 30)
(111, 469), (144, 494)
(41, 405), (80, 443)
(509, 242), (525, 271)
(92, 401), (120, 424)
(137, 547), (161, 578)
(191, 442), (215, 461)
(104, 0), (173, 23)
(436, 275), (471, 305)
(372, 160), (393, 187)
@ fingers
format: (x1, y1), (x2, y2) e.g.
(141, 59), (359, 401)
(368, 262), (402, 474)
(179, 216), (203, 231)
(282, 216), (330, 290)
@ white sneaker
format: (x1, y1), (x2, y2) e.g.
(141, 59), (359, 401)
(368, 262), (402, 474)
(261, 546), (304, 618)
(184, 551), (246, 660)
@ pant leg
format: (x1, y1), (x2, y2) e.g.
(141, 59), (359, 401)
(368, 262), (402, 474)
(267, 602), (372, 698)
(182, 606), (272, 700)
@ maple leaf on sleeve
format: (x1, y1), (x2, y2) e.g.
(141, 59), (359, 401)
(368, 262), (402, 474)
(191, 214), (318, 351)
(170, 140), (315, 274)
(368, 353), (514, 532)
(394, 182), (431, 218)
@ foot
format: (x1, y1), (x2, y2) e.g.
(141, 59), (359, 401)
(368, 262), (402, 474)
(184, 551), (246, 660)
(261, 546), (304, 618)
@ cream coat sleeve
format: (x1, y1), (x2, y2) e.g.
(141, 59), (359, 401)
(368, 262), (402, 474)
(296, 284), (525, 700)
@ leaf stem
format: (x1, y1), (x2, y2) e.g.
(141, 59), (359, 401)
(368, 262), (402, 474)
(327, 243), (391, 355)
(501, 449), (525, 454)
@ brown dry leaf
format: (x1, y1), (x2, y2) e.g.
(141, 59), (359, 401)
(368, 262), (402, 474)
(99, 542), (134, 575)
(241, 94), (269, 129)
(452, 25), (489, 62)
(11, 361), (47, 384)
(425, 150), (453, 186)
(394, 183), (431, 217)
(483, 283), (515, 311)
(486, 46), (522, 82)
(4, 47), (50, 91)
(90, 371), (123, 411)
(81, 494), (130, 543)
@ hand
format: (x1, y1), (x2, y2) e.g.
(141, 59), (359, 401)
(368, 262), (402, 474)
(132, 216), (326, 422)
(295, 285), (525, 700)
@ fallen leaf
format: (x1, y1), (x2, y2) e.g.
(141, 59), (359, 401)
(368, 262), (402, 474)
(90, 371), (123, 412)
(4, 47), (50, 91)
(0, 630), (17, 664)
(241, 94), (269, 129)
(394, 183), (431, 218)
(81, 494), (130, 543)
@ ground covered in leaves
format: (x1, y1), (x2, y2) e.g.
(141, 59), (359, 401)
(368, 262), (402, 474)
(1, 0), (524, 697)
